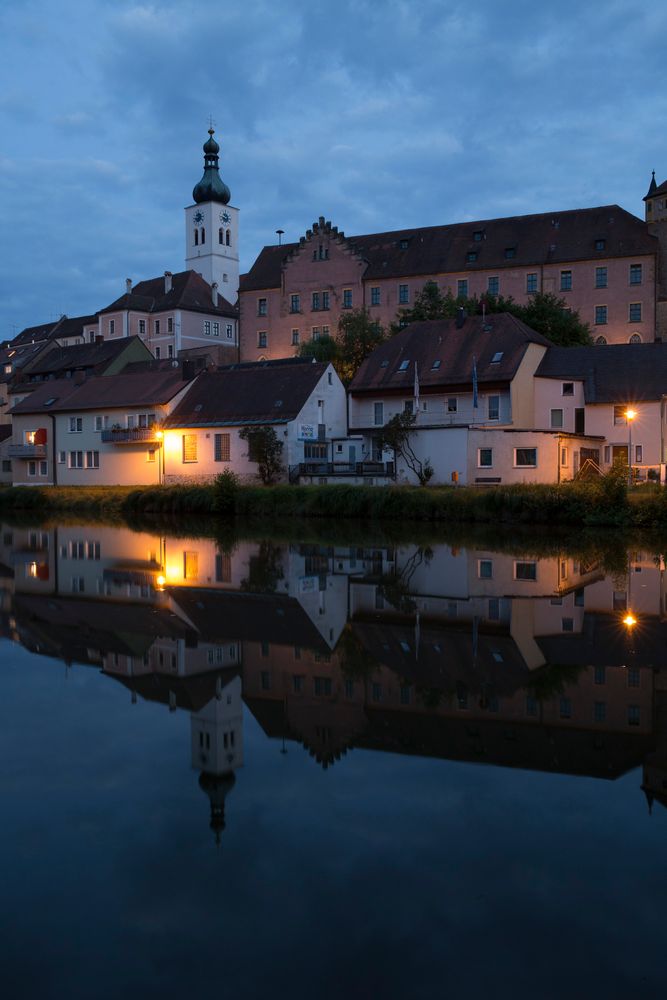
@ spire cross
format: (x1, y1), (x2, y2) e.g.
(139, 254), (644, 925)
(208, 114), (216, 133)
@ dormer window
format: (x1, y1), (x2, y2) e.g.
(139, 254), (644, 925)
(504, 246), (516, 259)
(491, 351), (504, 363)
(595, 238), (606, 251)
(398, 359), (410, 372)
(380, 359), (389, 368)
(466, 251), (478, 263)
(431, 359), (441, 370)
(473, 230), (484, 242)
(399, 239), (410, 250)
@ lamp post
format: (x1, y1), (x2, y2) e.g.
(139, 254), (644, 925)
(626, 408), (637, 488)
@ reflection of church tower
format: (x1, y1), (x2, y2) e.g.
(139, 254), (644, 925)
(191, 674), (243, 844)
(184, 127), (240, 301)
(644, 170), (667, 340)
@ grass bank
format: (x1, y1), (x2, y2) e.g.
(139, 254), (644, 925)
(1, 468), (667, 528)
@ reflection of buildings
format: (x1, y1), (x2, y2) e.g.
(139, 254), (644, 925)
(4, 522), (667, 816)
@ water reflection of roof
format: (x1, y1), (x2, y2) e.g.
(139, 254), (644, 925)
(110, 667), (240, 713)
(169, 588), (331, 652)
(537, 612), (667, 669)
(350, 619), (530, 694)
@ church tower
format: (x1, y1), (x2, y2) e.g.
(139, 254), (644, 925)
(185, 128), (239, 302)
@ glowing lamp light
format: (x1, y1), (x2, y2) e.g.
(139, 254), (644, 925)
(625, 409), (637, 422)
(156, 574), (166, 589)
(155, 430), (164, 440)
(623, 612), (637, 628)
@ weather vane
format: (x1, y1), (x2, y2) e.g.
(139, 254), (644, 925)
(208, 114), (216, 132)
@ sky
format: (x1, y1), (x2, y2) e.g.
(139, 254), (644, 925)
(1, 0), (667, 339)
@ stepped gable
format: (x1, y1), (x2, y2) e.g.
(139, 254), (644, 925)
(240, 205), (656, 291)
(536, 342), (667, 403)
(99, 269), (237, 317)
(163, 358), (328, 427)
(350, 313), (551, 395)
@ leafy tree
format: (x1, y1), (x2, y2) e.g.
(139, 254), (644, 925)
(512, 292), (592, 347)
(297, 334), (339, 364)
(238, 425), (284, 485)
(377, 411), (433, 486)
(335, 308), (386, 384)
(240, 541), (285, 593)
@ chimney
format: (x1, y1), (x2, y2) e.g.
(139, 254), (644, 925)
(164, 271), (173, 294)
(211, 281), (218, 307)
(126, 278), (132, 294)
(455, 307), (467, 329)
(73, 369), (85, 386)
(182, 358), (195, 380)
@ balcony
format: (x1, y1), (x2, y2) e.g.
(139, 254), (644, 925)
(289, 461), (395, 483)
(101, 427), (162, 445)
(8, 444), (47, 459)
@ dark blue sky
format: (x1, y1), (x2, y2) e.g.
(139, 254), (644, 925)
(1, 0), (666, 338)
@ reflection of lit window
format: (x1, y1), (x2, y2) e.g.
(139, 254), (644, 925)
(28, 561), (38, 578)
(183, 550), (198, 580)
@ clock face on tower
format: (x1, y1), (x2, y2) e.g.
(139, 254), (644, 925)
(220, 211), (230, 224)
(193, 210), (204, 225)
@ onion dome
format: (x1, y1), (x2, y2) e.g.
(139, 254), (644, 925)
(192, 128), (231, 205)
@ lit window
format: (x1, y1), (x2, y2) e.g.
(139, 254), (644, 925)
(182, 434), (198, 463)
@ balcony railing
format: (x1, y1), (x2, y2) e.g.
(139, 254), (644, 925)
(8, 444), (47, 458)
(290, 461), (395, 483)
(101, 427), (161, 444)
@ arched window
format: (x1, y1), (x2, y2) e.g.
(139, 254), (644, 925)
(226, 229), (231, 246)
(194, 229), (199, 246)
(629, 333), (642, 344)
(595, 335), (607, 346)
(201, 228), (205, 244)
(218, 228), (223, 244)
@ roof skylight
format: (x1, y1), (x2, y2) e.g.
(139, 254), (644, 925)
(398, 359), (410, 372)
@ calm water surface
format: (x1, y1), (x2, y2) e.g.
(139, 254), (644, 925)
(1, 520), (666, 999)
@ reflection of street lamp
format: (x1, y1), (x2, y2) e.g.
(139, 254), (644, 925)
(626, 408), (636, 487)
(155, 429), (164, 485)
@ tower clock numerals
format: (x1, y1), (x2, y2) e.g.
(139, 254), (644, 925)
(193, 210), (204, 225)
(220, 211), (230, 224)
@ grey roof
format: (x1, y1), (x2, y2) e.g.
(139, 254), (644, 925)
(10, 367), (193, 414)
(18, 336), (151, 380)
(241, 205), (657, 292)
(99, 269), (237, 317)
(10, 314), (98, 348)
(536, 343), (667, 403)
(350, 313), (551, 395)
(164, 358), (329, 427)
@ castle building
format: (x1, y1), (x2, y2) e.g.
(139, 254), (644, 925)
(239, 199), (660, 361)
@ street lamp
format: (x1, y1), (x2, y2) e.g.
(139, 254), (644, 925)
(625, 408), (637, 488)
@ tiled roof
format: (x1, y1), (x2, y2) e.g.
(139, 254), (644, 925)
(163, 358), (328, 427)
(10, 314), (98, 347)
(349, 313), (551, 395)
(19, 336), (151, 380)
(0, 425), (12, 443)
(0, 341), (52, 384)
(99, 269), (237, 317)
(535, 342), (667, 403)
(240, 205), (656, 291)
(10, 367), (193, 414)
(644, 177), (667, 200)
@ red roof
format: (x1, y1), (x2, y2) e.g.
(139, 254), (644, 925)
(100, 269), (237, 317)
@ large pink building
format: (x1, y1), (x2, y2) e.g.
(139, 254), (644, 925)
(239, 202), (659, 360)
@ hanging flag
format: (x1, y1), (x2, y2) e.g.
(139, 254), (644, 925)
(472, 355), (478, 409)
(413, 360), (420, 415)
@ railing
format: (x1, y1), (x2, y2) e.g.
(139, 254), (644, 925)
(291, 461), (395, 480)
(101, 427), (161, 444)
(8, 444), (47, 458)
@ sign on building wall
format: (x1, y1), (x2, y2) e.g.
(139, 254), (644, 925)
(298, 423), (316, 441)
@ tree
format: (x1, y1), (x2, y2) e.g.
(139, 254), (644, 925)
(297, 334), (339, 364)
(335, 308), (386, 384)
(377, 411), (433, 486)
(238, 425), (284, 485)
(512, 292), (592, 347)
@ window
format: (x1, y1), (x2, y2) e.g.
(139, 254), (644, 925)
(514, 560), (537, 580)
(593, 266), (607, 289)
(58, 451), (65, 464)
(447, 398), (458, 413)
(226, 230), (231, 246)
(304, 442), (327, 459)
(487, 276), (499, 295)
(311, 291), (321, 311)
(562, 382), (574, 396)
(526, 272), (538, 293)
(257, 331), (267, 348)
(203, 320), (211, 336)
(399, 238), (410, 250)
(595, 238), (606, 251)
(504, 246), (516, 259)
(154, 320), (160, 335)
(457, 279), (468, 298)
(342, 288), (353, 309)
(69, 417), (83, 433)
(226, 324), (233, 339)
(560, 447), (568, 466)
(478, 559), (493, 579)
(109, 319), (115, 335)
(404, 400), (413, 415)
(68, 451), (83, 469)
(398, 284), (409, 304)
(629, 264), (642, 285)
(595, 305), (607, 325)
(595, 666), (606, 685)
(138, 320), (146, 335)
(629, 333), (642, 344)
(560, 270), (572, 291)
(182, 434), (198, 463)
(147, 449), (156, 463)
(167, 317), (173, 333)
(488, 396), (500, 421)
(212, 322), (220, 337)
(473, 229), (484, 242)
(371, 286), (380, 305)
(314, 677), (333, 696)
(635, 445), (643, 463)
(491, 351), (503, 363)
(94, 415), (108, 432)
(627, 668), (640, 688)
(218, 227), (223, 244)
(466, 251), (478, 263)
(291, 329), (299, 346)
(629, 303), (642, 322)
(628, 705), (640, 726)
(311, 327), (320, 341)
(478, 448), (493, 467)
(561, 617), (574, 632)
(168, 345), (173, 358)
(550, 408), (563, 429)
(514, 448), (537, 467)
(215, 552), (231, 583)
(373, 402), (384, 426)
(322, 325), (330, 338)
(594, 701), (606, 722)
(526, 696), (538, 717)
(258, 297), (267, 316)
(27, 461), (37, 477)
(214, 433), (230, 462)
(398, 359), (410, 372)
(613, 405), (628, 424)
(184, 550), (198, 580)
(322, 291), (330, 310)
(595, 335), (607, 345)
(290, 294), (300, 313)
(85, 450), (99, 469)
(559, 697), (572, 720)
(431, 359), (441, 370)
